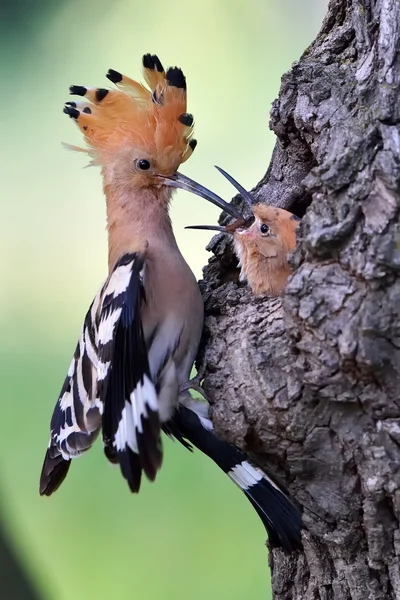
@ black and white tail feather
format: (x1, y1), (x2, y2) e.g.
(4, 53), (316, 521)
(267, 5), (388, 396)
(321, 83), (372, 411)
(40, 250), (162, 496)
(166, 399), (303, 552)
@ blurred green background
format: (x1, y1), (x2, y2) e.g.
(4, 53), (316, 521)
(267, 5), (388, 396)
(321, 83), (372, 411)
(0, 1), (327, 598)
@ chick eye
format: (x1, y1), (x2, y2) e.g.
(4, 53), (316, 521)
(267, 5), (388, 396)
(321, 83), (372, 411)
(260, 223), (270, 235)
(137, 159), (151, 171)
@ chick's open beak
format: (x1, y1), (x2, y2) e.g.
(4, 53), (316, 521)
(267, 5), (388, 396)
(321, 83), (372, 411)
(185, 216), (254, 234)
(185, 224), (229, 233)
(168, 165), (256, 234)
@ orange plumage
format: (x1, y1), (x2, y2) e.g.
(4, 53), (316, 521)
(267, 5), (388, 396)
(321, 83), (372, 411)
(64, 53), (195, 174)
(231, 204), (299, 296)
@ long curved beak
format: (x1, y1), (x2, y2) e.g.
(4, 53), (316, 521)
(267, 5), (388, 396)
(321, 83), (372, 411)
(185, 224), (230, 233)
(176, 166), (256, 234)
(185, 214), (255, 234)
(161, 171), (243, 220)
(213, 165), (255, 207)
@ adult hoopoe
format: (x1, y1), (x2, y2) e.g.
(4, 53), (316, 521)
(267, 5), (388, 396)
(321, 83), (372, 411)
(39, 54), (303, 552)
(186, 166), (300, 295)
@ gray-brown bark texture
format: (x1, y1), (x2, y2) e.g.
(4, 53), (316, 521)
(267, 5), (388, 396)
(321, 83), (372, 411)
(197, 1), (400, 598)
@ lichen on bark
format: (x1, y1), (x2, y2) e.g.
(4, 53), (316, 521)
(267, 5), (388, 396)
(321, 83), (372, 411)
(197, 1), (400, 598)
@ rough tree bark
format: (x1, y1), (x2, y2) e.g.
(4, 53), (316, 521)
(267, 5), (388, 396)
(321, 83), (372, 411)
(197, 1), (400, 598)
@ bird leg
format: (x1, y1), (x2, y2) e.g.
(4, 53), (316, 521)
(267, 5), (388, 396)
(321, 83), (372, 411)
(179, 369), (207, 400)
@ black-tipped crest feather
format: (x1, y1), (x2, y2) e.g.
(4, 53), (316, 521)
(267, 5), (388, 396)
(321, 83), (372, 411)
(63, 106), (79, 119)
(166, 67), (186, 90)
(178, 113), (194, 126)
(142, 53), (164, 73)
(95, 88), (109, 102)
(106, 69), (123, 84)
(69, 85), (87, 96)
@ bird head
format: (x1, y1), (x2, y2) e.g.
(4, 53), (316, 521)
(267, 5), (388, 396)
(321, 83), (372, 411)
(185, 166), (300, 295)
(63, 53), (244, 219)
(63, 54), (193, 192)
(230, 203), (299, 259)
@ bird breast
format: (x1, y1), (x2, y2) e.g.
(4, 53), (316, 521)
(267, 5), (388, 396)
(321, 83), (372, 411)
(141, 248), (204, 393)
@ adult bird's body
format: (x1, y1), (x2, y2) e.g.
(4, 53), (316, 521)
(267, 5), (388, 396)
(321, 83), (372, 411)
(39, 54), (303, 552)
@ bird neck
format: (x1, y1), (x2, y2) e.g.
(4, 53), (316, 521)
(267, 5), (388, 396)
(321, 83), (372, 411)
(237, 242), (292, 296)
(249, 259), (291, 296)
(104, 183), (178, 271)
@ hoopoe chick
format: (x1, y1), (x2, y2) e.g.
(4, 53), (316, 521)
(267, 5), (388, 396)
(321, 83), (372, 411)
(186, 167), (300, 295)
(229, 203), (299, 295)
(39, 55), (303, 552)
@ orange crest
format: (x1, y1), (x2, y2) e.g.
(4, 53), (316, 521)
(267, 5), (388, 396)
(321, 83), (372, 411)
(63, 54), (196, 171)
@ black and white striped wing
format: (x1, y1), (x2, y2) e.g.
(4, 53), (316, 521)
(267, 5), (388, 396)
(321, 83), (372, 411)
(98, 252), (162, 493)
(39, 297), (103, 496)
(40, 251), (161, 497)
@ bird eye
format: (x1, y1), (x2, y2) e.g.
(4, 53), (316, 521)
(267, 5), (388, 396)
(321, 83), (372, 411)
(137, 159), (151, 171)
(260, 223), (270, 235)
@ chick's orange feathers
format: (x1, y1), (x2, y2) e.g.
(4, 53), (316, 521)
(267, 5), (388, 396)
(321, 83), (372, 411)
(232, 204), (299, 296)
(185, 167), (300, 296)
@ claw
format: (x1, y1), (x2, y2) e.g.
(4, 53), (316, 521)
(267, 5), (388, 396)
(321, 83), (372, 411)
(179, 372), (207, 401)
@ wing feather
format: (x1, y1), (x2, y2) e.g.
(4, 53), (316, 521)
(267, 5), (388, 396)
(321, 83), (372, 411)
(40, 250), (162, 496)
(39, 310), (102, 496)
(100, 252), (162, 492)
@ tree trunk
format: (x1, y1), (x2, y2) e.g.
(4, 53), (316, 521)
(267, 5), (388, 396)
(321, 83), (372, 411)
(197, 0), (400, 598)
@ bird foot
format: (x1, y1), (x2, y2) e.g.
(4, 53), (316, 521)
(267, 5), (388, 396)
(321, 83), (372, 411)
(179, 372), (207, 401)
